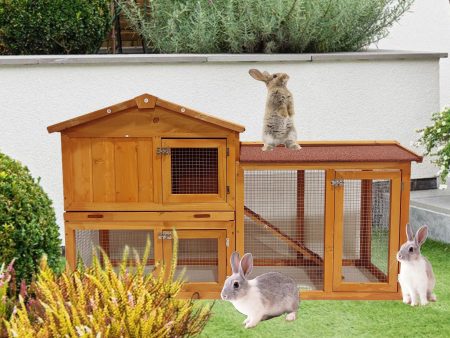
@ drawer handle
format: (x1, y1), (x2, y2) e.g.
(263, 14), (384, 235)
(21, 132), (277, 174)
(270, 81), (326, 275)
(193, 214), (211, 219)
(87, 214), (104, 219)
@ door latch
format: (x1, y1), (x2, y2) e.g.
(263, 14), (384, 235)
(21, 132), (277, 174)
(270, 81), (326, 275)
(158, 231), (173, 240)
(331, 179), (344, 187)
(156, 147), (171, 155)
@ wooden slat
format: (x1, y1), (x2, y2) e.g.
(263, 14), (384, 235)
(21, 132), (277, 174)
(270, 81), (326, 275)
(360, 179), (372, 263)
(47, 98), (136, 133)
(336, 171), (401, 180)
(323, 169), (335, 293)
(176, 290), (402, 300)
(64, 211), (235, 222)
(296, 170), (305, 261)
(398, 163), (411, 293)
(61, 135), (73, 209)
(48, 94), (245, 134)
(240, 162), (405, 170)
(332, 182), (345, 290)
(71, 138), (93, 202)
(65, 201), (235, 211)
(235, 164), (245, 255)
(244, 206), (323, 265)
(114, 139), (138, 202)
(91, 139), (115, 202)
(65, 224), (76, 270)
(137, 139), (153, 202)
(387, 174), (402, 290)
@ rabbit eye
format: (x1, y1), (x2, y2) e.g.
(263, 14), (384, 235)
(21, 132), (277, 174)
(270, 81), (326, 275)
(409, 247), (414, 252)
(233, 281), (239, 289)
(273, 75), (277, 78)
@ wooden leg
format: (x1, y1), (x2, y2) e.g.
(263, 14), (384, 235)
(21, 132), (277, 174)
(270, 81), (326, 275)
(65, 224), (76, 271)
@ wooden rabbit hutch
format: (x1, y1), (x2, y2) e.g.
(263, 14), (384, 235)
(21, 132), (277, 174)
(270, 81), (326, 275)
(48, 93), (422, 300)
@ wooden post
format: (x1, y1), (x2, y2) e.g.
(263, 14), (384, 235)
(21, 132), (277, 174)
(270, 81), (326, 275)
(99, 230), (110, 265)
(296, 170), (305, 262)
(360, 179), (372, 267)
(65, 224), (76, 270)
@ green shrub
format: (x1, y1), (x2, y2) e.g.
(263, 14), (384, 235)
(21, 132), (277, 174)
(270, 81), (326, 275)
(417, 107), (450, 182)
(0, 151), (62, 285)
(119, 0), (413, 54)
(6, 238), (212, 337)
(0, 0), (111, 55)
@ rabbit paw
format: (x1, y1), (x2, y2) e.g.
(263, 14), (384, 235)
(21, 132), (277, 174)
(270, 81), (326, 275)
(429, 293), (437, 302)
(420, 300), (429, 306)
(288, 143), (301, 150)
(245, 321), (258, 329)
(286, 312), (296, 321)
(243, 318), (250, 325)
(402, 295), (411, 305)
(262, 144), (274, 151)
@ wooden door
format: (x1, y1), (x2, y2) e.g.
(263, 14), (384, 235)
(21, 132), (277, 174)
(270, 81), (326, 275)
(161, 229), (227, 292)
(333, 171), (401, 292)
(161, 139), (227, 204)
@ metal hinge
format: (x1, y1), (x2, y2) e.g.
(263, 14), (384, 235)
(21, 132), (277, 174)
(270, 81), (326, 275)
(331, 179), (344, 187)
(226, 238), (230, 247)
(226, 148), (230, 156)
(158, 231), (172, 240)
(226, 186), (230, 194)
(156, 147), (171, 155)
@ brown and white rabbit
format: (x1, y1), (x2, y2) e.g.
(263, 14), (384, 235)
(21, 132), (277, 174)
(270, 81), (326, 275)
(221, 252), (299, 328)
(397, 224), (436, 306)
(249, 69), (301, 151)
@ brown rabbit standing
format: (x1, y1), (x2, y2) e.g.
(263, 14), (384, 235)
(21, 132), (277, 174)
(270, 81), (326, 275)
(249, 69), (301, 151)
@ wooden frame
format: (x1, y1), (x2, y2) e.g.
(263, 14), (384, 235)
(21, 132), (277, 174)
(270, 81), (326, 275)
(161, 139), (227, 204)
(49, 93), (422, 300)
(332, 170), (401, 292)
(237, 162), (407, 300)
(163, 229), (228, 292)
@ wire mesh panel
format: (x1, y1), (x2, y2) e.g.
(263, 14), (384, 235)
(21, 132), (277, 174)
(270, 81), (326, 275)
(171, 148), (219, 194)
(175, 238), (219, 283)
(341, 179), (390, 283)
(75, 230), (155, 273)
(244, 170), (325, 290)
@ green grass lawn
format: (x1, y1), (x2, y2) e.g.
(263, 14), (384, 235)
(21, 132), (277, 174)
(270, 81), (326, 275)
(199, 240), (450, 338)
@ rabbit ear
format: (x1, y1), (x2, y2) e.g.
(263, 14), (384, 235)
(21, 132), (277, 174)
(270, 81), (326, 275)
(239, 253), (253, 278)
(415, 225), (428, 246)
(249, 69), (269, 83)
(230, 252), (240, 274)
(406, 223), (414, 242)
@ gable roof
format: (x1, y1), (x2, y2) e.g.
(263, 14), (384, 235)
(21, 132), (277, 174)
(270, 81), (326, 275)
(240, 141), (422, 163)
(47, 93), (245, 133)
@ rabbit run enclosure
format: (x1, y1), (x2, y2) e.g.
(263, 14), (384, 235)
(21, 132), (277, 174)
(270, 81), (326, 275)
(48, 93), (421, 300)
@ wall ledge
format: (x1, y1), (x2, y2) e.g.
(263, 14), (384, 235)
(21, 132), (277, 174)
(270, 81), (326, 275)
(0, 49), (447, 66)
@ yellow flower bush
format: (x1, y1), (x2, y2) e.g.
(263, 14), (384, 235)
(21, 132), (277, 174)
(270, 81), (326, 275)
(5, 237), (211, 337)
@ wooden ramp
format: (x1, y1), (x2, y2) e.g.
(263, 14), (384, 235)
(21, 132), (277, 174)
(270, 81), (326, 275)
(244, 206), (323, 266)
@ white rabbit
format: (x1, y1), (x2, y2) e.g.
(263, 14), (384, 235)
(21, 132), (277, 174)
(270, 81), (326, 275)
(249, 69), (301, 151)
(221, 252), (299, 328)
(397, 224), (436, 306)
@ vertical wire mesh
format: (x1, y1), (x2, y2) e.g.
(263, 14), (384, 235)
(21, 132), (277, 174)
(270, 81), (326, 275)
(171, 148), (219, 194)
(175, 238), (218, 282)
(75, 230), (155, 272)
(341, 179), (390, 283)
(244, 170), (325, 290)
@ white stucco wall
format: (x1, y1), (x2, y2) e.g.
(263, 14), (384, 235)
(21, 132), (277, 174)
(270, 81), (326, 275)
(374, 0), (450, 108)
(0, 54), (443, 237)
